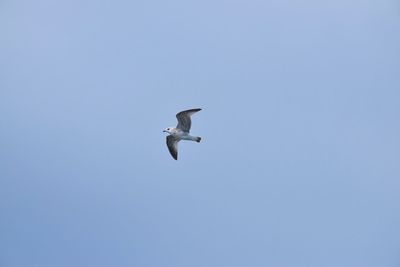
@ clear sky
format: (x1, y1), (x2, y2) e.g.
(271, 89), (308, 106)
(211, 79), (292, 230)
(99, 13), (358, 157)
(1, 0), (400, 266)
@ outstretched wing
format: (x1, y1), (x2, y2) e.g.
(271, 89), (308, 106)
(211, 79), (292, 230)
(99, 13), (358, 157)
(166, 135), (179, 160)
(176, 108), (201, 132)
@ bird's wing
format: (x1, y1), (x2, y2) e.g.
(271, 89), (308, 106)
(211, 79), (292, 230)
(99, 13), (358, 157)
(166, 135), (179, 160)
(176, 108), (201, 132)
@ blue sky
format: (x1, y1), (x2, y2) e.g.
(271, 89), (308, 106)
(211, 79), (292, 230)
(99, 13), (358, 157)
(1, 0), (400, 266)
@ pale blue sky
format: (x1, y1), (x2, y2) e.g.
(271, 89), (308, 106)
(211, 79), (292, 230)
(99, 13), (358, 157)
(1, 0), (400, 266)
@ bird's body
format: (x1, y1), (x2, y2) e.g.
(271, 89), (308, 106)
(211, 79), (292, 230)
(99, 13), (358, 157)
(167, 127), (201, 141)
(163, 108), (202, 160)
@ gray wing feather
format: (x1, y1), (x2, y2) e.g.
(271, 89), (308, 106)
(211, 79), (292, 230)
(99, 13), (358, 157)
(176, 108), (201, 132)
(166, 135), (179, 160)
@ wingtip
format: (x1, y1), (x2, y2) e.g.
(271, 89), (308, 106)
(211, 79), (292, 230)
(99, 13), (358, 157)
(187, 108), (202, 112)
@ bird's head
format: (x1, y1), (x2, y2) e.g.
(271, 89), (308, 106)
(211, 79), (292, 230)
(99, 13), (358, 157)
(163, 127), (173, 134)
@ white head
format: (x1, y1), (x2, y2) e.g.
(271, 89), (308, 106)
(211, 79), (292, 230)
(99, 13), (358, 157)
(163, 127), (174, 134)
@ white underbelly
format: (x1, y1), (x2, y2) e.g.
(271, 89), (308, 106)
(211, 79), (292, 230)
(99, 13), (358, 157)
(175, 132), (195, 141)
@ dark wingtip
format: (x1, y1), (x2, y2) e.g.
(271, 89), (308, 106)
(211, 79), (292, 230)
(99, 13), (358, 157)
(196, 137), (201, 143)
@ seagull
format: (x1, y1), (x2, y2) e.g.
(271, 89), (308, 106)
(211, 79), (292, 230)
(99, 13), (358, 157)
(163, 108), (202, 160)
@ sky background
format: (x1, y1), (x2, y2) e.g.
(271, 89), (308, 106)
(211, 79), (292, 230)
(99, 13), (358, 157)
(1, 0), (400, 266)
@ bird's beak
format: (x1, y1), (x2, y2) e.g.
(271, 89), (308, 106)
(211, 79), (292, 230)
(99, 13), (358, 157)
(163, 130), (167, 133)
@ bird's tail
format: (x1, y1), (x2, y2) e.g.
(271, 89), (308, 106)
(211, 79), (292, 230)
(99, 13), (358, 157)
(196, 137), (201, 143)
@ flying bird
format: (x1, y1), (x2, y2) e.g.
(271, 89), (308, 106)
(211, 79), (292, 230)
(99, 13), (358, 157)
(163, 108), (202, 160)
